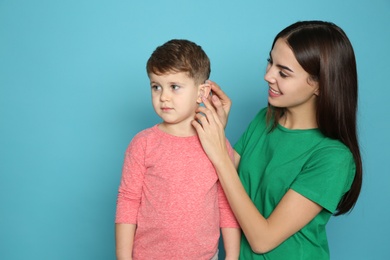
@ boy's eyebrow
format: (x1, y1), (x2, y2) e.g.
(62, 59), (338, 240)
(149, 80), (185, 86)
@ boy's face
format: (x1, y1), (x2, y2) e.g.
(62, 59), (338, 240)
(149, 71), (206, 128)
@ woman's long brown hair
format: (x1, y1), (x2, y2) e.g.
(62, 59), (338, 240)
(267, 21), (362, 215)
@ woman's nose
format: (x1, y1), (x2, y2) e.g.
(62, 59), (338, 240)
(264, 65), (276, 84)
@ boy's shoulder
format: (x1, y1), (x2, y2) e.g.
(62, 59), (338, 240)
(125, 125), (160, 153)
(132, 125), (159, 142)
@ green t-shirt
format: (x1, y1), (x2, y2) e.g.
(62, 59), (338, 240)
(234, 108), (356, 260)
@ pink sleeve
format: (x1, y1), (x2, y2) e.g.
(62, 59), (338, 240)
(218, 139), (239, 228)
(115, 134), (146, 223)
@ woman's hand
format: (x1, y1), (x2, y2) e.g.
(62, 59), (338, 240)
(192, 96), (230, 165)
(206, 80), (232, 128)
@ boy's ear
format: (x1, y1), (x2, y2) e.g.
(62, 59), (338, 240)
(197, 83), (211, 103)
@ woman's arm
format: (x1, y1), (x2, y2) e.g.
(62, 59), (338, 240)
(192, 97), (322, 253)
(215, 154), (322, 253)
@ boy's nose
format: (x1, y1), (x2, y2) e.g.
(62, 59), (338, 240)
(160, 89), (170, 101)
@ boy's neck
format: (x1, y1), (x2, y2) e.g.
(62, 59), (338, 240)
(158, 122), (197, 137)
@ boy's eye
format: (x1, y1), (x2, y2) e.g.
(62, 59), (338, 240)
(171, 85), (180, 90)
(152, 85), (161, 90)
(267, 57), (273, 64)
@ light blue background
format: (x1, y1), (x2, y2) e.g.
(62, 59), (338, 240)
(1, 0), (389, 259)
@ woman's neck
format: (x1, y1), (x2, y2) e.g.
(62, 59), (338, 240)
(280, 107), (317, 130)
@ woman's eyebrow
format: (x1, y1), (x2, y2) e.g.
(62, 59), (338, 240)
(269, 51), (294, 73)
(276, 64), (294, 73)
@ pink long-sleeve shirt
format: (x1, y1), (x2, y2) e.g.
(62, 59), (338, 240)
(115, 125), (238, 260)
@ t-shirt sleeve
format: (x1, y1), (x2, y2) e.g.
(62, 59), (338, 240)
(218, 139), (240, 228)
(290, 146), (356, 213)
(115, 134), (146, 223)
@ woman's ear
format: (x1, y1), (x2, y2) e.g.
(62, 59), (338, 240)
(197, 83), (211, 103)
(308, 77), (320, 96)
(313, 83), (320, 96)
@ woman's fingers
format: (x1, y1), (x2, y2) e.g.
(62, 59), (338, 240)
(206, 80), (231, 128)
(193, 98), (222, 135)
(208, 80), (232, 114)
(193, 102), (227, 163)
(201, 95), (216, 113)
(201, 97), (222, 126)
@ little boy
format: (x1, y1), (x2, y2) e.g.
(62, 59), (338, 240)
(115, 39), (240, 260)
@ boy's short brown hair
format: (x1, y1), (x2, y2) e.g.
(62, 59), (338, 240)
(146, 39), (210, 85)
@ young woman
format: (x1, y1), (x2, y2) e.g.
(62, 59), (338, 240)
(192, 21), (362, 259)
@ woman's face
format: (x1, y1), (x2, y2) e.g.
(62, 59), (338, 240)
(264, 38), (319, 112)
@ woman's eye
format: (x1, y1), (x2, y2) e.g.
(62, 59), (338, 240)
(279, 71), (288, 78)
(267, 57), (272, 64)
